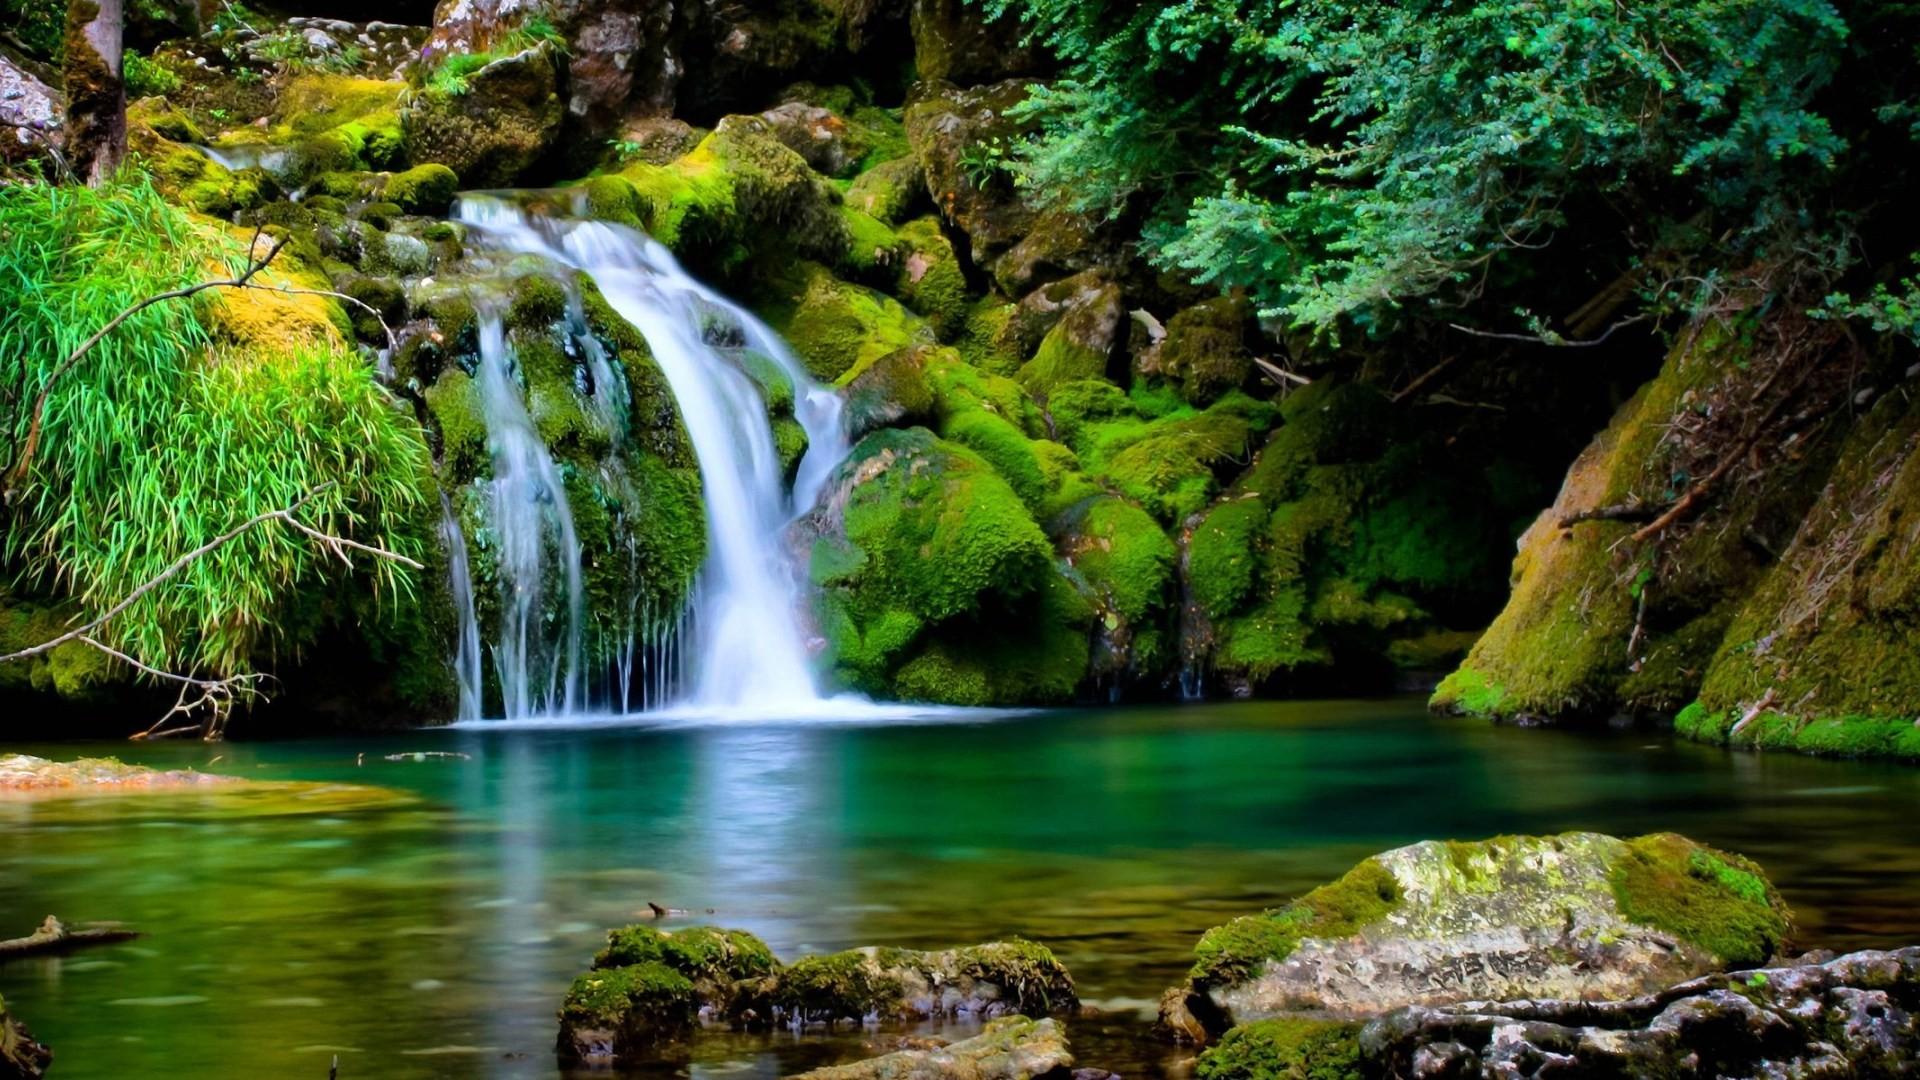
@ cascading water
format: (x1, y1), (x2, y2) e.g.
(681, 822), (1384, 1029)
(454, 194), (850, 716)
(465, 308), (588, 719)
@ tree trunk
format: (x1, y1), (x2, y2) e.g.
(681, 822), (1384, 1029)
(62, 0), (125, 186)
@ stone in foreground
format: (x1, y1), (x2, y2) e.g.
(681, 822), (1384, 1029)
(794, 1016), (1074, 1080)
(0, 755), (240, 795)
(1198, 946), (1920, 1078)
(1164, 832), (1792, 1040)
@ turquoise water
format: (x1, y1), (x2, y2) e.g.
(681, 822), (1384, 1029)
(2, 699), (1918, 1077)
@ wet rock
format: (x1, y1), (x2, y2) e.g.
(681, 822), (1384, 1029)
(795, 1016), (1076, 1080)
(1348, 946), (1920, 1080)
(777, 940), (1077, 1025)
(1164, 832), (1794, 1041)
(842, 343), (939, 441)
(557, 925), (781, 1064)
(761, 100), (858, 177)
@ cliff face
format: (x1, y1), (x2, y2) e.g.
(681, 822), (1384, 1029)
(1435, 303), (1920, 760)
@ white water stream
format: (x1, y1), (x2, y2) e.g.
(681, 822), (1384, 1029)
(450, 194), (855, 719)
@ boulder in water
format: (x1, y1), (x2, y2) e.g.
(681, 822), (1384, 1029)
(558, 924), (780, 1063)
(1198, 946), (1920, 1079)
(794, 1016), (1076, 1080)
(776, 940), (1077, 1025)
(1163, 832), (1793, 1041)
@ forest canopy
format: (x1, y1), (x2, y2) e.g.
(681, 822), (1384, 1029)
(984, 0), (1919, 341)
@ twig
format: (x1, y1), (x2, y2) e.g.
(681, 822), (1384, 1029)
(1446, 313), (1651, 348)
(1251, 356), (1311, 387)
(1559, 500), (1668, 528)
(1390, 355), (1458, 404)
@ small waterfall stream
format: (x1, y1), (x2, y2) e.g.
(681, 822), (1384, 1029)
(450, 194), (849, 718)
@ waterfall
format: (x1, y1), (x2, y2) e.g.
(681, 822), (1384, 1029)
(452, 194), (848, 717)
(439, 496), (485, 721)
(466, 308), (588, 719)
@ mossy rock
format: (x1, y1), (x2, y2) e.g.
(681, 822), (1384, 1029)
(1145, 296), (1254, 406)
(776, 939), (1076, 1025)
(1163, 832), (1793, 1039)
(592, 925), (779, 1015)
(892, 217), (970, 342)
(556, 962), (697, 1064)
(757, 260), (933, 383)
(1016, 276), (1123, 399)
(841, 343), (939, 440)
(401, 45), (562, 187)
(1057, 495), (1178, 678)
(844, 156), (927, 225)
(382, 163), (459, 215)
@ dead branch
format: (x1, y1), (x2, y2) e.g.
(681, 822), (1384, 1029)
(1390, 355), (1458, 404)
(0, 915), (139, 960)
(1251, 355), (1312, 388)
(1446, 313), (1651, 348)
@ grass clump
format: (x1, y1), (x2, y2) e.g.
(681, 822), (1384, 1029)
(1610, 833), (1792, 967)
(0, 176), (429, 687)
(1192, 858), (1401, 985)
(1196, 1018), (1366, 1080)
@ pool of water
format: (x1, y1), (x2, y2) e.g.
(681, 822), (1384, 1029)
(3, 699), (1918, 1078)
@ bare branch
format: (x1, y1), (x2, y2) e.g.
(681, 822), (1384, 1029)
(1252, 355), (1312, 387)
(1446, 313), (1651, 348)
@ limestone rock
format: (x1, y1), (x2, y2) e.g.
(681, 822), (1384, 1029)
(1164, 832), (1793, 1041)
(796, 1016), (1076, 1080)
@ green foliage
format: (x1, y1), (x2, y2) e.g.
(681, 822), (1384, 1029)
(0, 177), (428, 680)
(1610, 833), (1793, 967)
(423, 19), (564, 97)
(124, 52), (182, 98)
(988, 0), (1879, 333)
(1197, 1018), (1365, 1080)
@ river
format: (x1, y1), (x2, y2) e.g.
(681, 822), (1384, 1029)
(3, 699), (1917, 1077)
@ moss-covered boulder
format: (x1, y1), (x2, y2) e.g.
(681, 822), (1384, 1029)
(796, 1016), (1074, 1080)
(1432, 323), (1844, 726)
(845, 156), (929, 225)
(402, 45), (562, 187)
(1016, 275), (1123, 398)
(777, 940), (1076, 1025)
(1058, 495), (1178, 682)
(892, 217), (971, 341)
(757, 260), (934, 383)
(842, 343), (939, 440)
(802, 426), (1091, 703)
(1140, 296), (1253, 406)
(381, 163), (460, 215)
(1162, 832), (1792, 1041)
(904, 80), (1038, 270)
(556, 962), (698, 1064)
(558, 924), (781, 1063)
(622, 119), (850, 276)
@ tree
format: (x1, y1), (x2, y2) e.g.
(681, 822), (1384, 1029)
(63, 0), (125, 184)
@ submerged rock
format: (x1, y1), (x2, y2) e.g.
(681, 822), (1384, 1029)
(1163, 832), (1793, 1041)
(558, 924), (780, 1063)
(1197, 946), (1920, 1079)
(795, 1016), (1075, 1080)
(0, 754), (240, 794)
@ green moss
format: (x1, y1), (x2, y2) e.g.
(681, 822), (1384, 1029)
(955, 295), (1024, 376)
(1154, 296), (1252, 406)
(593, 925), (777, 982)
(1018, 323), (1109, 399)
(383, 163), (459, 215)
(890, 572), (1092, 705)
(942, 408), (1050, 512)
(838, 205), (904, 283)
(772, 415), (808, 478)
(425, 369), (487, 484)
(1098, 395), (1276, 524)
(1610, 833), (1792, 967)
(1189, 499), (1268, 619)
(758, 260), (932, 383)
(1196, 1018), (1366, 1080)
(926, 350), (1044, 437)
(578, 174), (643, 229)
(776, 949), (905, 1023)
(892, 217), (970, 341)
(1064, 496), (1177, 624)
(844, 156), (925, 224)
(558, 962), (697, 1045)
(1192, 858), (1401, 985)
(1431, 665), (1511, 716)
